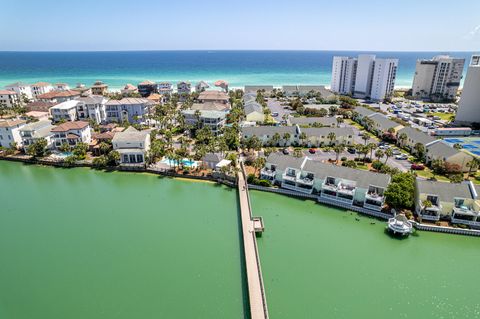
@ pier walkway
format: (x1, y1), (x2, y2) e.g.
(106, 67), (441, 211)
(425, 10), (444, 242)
(237, 163), (269, 319)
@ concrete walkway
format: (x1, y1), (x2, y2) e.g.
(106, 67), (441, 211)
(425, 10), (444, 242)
(237, 164), (269, 319)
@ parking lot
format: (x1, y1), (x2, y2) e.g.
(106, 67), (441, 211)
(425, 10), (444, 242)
(267, 98), (292, 122)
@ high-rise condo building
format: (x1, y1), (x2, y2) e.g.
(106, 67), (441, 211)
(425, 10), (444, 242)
(455, 55), (480, 125)
(330, 54), (398, 101)
(411, 55), (465, 101)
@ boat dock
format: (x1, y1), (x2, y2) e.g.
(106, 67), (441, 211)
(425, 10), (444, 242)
(237, 163), (269, 319)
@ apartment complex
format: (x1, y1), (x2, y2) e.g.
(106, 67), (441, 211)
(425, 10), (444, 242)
(411, 55), (465, 101)
(455, 55), (480, 125)
(330, 54), (398, 101)
(0, 90), (20, 108)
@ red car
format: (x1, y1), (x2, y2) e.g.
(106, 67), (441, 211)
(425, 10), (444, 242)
(308, 148), (317, 154)
(411, 164), (425, 170)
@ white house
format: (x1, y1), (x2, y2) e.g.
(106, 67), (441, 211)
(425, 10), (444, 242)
(5, 82), (33, 101)
(50, 100), (80, 122)
(76, 95), (108, 124)
(0, 90), (20, 108)
(182, 110), (226, 135)
(38, 90), (81, 103)
(31, 82), (54, 100)
(0, 119), (26, 148)
(112, 126), (151, 165)
(105, 98), (153, 123)
(19, 120), (55, 150)
(51, 121), (91, 148)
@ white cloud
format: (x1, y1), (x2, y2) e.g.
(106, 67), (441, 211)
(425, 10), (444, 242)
(465, 24), (480, 39)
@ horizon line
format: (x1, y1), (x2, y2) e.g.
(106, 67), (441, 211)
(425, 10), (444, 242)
(0, 49), (477, 53)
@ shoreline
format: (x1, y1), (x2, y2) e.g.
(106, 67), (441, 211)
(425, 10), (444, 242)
(2, 156), (479, 238)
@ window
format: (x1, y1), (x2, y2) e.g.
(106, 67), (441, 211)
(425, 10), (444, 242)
(123, 155), (129, 163)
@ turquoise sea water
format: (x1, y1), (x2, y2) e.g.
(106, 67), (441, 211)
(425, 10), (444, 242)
(0, 51), (474, 89)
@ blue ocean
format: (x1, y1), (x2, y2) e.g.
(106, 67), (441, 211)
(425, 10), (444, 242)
(0, 51), (474, 90)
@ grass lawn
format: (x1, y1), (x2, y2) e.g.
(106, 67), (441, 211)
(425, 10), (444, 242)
(414, 168), (450, 182)
(426, 112), (455, 121)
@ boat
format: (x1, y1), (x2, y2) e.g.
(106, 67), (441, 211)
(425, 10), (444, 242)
(387, 214), (413, 236)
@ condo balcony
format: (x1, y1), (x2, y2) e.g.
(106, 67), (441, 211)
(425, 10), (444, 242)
(452, 205), (478, 221)
(337, 181), (356, 197)
(282, 169), (297, 183)
(296, 172), (314, 186)
(322, 176), (337, 193)
(260, 167), (276, 180)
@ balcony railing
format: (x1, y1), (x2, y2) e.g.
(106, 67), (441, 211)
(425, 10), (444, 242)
(321, 192), (353, 204)
(451, 218), (480, 226)
(296, 176), (314, 186)
(322, 182), (337, 193)
(452, 206), (477, 217)
(364, 202), (383, 211)
(282, 173), (297, 182)
(366, 192), (384, 203)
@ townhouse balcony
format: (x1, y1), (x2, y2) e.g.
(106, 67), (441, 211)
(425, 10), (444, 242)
(260, 168), (276, 181)
(337, 183), (356, 197)
(451, 206), (479, 226)
(282, 172), (297, 183)
(296, 174), (314, 187)
(320, 191), (354, 205)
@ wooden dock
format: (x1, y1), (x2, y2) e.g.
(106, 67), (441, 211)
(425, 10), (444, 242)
(237, 163), (269, 319)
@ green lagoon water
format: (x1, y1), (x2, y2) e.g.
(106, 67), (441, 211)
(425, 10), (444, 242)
(1, 161), (480, 319)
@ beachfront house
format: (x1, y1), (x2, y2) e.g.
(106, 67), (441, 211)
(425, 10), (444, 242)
(112, 126), (151, 165)
(137, 80), (158, 97)
(30, 82), (54, 100)
(415, 179), (480, 227)
(244, 85), (274, 94)
(19, 120), (55, 151)
(51, 121), (91, 148)
(0, 119), (26, 148)
(0, 90), (20, 108)
(5, 82), (33, 101)
(244, 102), (265, 123)
(282, 85), (335, 100)
(105, 98), (153, 124)
(396, 126), (436, 153)
(182, 110), (226, 135)
(91, 81), (108, 96)
(425, 140), (473, 172)
(261, 154), (391, 211)
(177, 81), (191, 99)
(76, 95), (108, 124)
(158, 82), (173, 96)
(37, 90), (81, 103)
(49, 100), (79, 122)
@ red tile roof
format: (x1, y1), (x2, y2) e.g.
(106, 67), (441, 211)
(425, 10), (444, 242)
(0, 90), (17, 95)
(38, 90), (80, 99)
(51, 121), (89, 132)
(0, 119), (26, 128)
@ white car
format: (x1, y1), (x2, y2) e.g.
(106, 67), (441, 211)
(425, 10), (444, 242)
(395, 154), (408, 160)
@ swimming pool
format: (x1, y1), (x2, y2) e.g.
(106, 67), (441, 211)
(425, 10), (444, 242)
(160, 158), (198, 168)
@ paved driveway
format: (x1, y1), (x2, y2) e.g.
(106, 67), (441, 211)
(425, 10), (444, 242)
(267, 98), (292, 122)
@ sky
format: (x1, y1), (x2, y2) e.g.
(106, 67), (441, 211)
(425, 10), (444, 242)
(1, 0), (480, 51)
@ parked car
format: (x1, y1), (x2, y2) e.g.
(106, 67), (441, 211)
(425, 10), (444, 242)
(272, 112), (279, 117)
(411, 163), (425, 170)
(347, 148), (356, 154)
(308, 148), (317, 154)
(395, 154), (408, 160)
(392, 149), (401, 155)
(282, 148), (290, 155)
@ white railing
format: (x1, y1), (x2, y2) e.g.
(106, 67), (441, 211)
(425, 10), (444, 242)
(363, 203), (383, 212)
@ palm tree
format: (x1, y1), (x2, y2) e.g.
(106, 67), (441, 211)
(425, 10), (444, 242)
(253, 157), (266, 176)
(336, 117), (344, 127)
(362, 134), (370, 145)
(367, 142), (377, 160)
(397, 132), (407, 147)
(375, 149), (384, 161)
(327, 132), (336, 146)
(299, 132), (307, 146)
(333, 144), (345, 164)
(384, 148), (393, 164)
(467, 157), (480, 176)
(282, 132), (291, 146)
(272, 132), (281, 147)
(414, 142), (425, 160)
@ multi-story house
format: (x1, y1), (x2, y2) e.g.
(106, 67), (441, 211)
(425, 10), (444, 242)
(412, 55), (465, 101)
(177, 81), (191, 100)
(19, 120), (55, 150)
(91, 81), (108, 96)
(54, 83), (70, 91)
(30, 82), (54, 100)
(0, 119), (26, 148)
(49, 100), (80, 122)
(105, 98), (153, 123)
(137, 80), (158, 97)
(158, 82), (173, 96)
(4, 82), (33, 101)
(76, 95), (108, 124)
(121, 84), (138, 96)
(396, 127), (436, 153)
(198, 90), (230, 104)
(0, 90), (20, 108)
(112, 126), (151, 165)
(260, 154), (391, 211)
(241, 126), (299, 146)
(182, 110), (226, 135)
(51, 121), (91, 148)
(37, 90), (81, 103)
(415, 179), (480, 228)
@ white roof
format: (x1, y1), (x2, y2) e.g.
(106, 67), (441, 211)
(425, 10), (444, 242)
(50, 100), (79, 110)
(215, 159), (232, 168)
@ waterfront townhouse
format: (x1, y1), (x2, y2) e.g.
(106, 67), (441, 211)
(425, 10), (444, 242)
(288, 117), (337, 127)
(105, 98), (153, 124)
(49, 100), (79, 122)
(37, 90), (81, 103)
(202, 152), (224, 169)
(396, 126), (436, 153)
(0, 119), (26, 148)
(112, 126), (151, 165)
(0, 90), (20, 108)
(195, 81), (210, 92)
(5, 82), (33, 101)
(260, 154), (391, 211)
(182, 110), (226, 135)
(19, 120), (55, 150)
(177, 81), (191, 97)
(198, 90), (230, 105)
(158, 82), (173, 96)
(91, 81), (108, 96)
(415, 179), (480, 227)
(301, 127), (354, 146)
(425, 140), (473, 172)
(244, 85), (274, 94)
(30, 82), (54, 100)
(51, 121), (91, 148)
(121, 84), (138, 96)
(137, 80), (158, 97)
(76, 95), (108, 124)
(244, 102), (265, 123)
(242, 126), (299, 146)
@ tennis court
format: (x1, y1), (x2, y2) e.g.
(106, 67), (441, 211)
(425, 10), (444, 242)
(443, 137), (480, 156)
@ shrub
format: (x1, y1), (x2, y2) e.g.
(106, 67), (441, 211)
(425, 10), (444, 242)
(340, 156), (347, 162)
(449, 174), (464, 183)
(372, 160), (384, 171)
(92, 155), (107, 168)
(255, 179), (272, 187)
